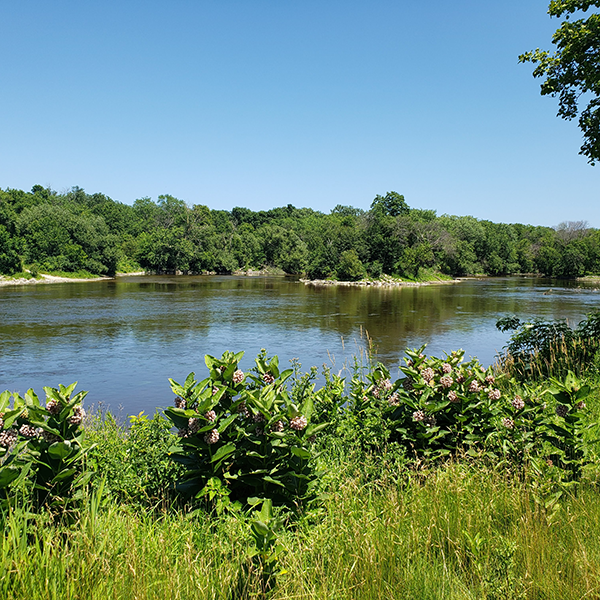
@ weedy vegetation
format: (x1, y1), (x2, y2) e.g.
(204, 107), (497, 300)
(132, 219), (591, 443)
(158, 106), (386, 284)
(2, 322), (600, 599)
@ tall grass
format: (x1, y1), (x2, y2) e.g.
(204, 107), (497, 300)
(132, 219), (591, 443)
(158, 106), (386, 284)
(498, 335), (600, 381)
(3, 461), (600, 599)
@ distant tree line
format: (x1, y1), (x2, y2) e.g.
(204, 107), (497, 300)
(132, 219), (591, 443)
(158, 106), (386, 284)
(1, 186), (599, 280)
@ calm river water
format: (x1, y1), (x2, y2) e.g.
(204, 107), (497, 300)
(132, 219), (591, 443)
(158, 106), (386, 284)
(1, 275), (599, 415)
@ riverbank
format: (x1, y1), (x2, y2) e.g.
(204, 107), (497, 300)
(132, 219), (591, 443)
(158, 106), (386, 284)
(0, 271), (152, 287)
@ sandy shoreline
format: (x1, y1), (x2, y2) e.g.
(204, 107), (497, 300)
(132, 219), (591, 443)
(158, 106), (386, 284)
(0, 272), (147, 287)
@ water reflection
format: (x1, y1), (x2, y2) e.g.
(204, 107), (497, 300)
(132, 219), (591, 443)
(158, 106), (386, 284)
(1, 276), (598, 414)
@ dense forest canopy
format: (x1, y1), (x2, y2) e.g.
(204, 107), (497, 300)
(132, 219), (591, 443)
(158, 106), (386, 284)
(1, 185), (599, 280)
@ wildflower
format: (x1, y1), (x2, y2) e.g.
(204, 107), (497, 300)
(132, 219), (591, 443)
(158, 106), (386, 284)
(174, 397), (186, 409)
(232, 369), (244, 384)
(19, 424), (37, 438)
(0, 429), (18, 448)
(407, 359), (414, 367)
(0, 413), (4, 429)
(488, 389), (501, 401)
(468, 380), (480, 393)
(262, 373), (275, 385)
(372, 387), (380, 398)
(68, 405), (86, 426)
(212, 387), (219, 396)
(253, 412), (265, 423)
(177, 427), (188, 438)
(442, 363), (452, 374)
(576, 401), (586, 410)
(205, 410), (217, 422)
(402, 378), (414, 391)
(511, 396), (525, 410)
(255, 427), (264, 436)
(502, 417), (514, 429)
(188, 418), (200, 434)
(46, 398), (61, 415)
(485, 374), (495, 384)
(456, 374), (465, 384)
(237, 402), (250, 418)
(388, 392), (400, 406)
(448, 390), (459, 403)
(422, 367), (435, 383)
(270, 420), (285, 433)
(555, 404), (569, 418)
(380, 378), (393, 391)
(204, 429), (219, 445)
(440, 375), (453, 388)
(290, 415), (308, 431)
(412, 410), (425, 422)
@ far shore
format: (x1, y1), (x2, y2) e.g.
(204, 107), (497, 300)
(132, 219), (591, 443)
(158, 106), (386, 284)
(0, 270), (463, 288)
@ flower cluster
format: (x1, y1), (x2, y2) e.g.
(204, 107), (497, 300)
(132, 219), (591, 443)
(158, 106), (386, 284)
(488, 389), (501, 401)
(413, 409), (425, 422)
(0, 428), (18, 448)
(46, 398), (61, 415)
(19, 424), (38, 438)
(68, 405), (86, 426)
(388, 392), (400, 406)
(469, 380), (481, 393)
(511, 395), (525, 411)
(290, 415), (308, 431)
(262, 373), (275, 385)
(440, 375), (453, 388)
(422, 368), (435, 383)
(204, 429), (219, 445)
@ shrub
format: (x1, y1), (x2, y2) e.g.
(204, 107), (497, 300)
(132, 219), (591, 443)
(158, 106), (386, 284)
(0, 383), (91, 513)
(86, 410), (184, 509)
(496, 311), (600, 379)
(164, 350), (327, 510)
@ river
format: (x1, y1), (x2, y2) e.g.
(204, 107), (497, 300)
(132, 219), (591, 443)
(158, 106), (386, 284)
(1, 275), (598, 415)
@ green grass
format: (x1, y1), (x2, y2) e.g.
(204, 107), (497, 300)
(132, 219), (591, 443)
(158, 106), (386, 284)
(0, 271), (39, 281)
(3, 461), (600, 599)
(40, 269), (107, 279)
(4, 356), (600, 598)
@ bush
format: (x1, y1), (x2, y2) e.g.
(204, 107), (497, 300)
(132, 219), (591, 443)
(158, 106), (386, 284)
(0, 383), (91, 514)
(86, 410), (184, 509)
(336, 249), (365, 281)
(497, 311), (600, 379)
(164, 350), (327, 510)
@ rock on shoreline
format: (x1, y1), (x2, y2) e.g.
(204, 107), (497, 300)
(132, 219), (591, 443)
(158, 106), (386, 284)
(301, 276), (461, 288)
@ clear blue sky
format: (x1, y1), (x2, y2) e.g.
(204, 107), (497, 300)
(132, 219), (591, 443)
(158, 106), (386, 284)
(1, 1), (597, 227)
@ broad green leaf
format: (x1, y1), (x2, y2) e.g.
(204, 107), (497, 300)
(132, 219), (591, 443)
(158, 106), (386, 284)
(52, 468), (77, 483)
(291, 446), (311, 460)
(210, 442), (236, 464)
(48, 440), (73, 460)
